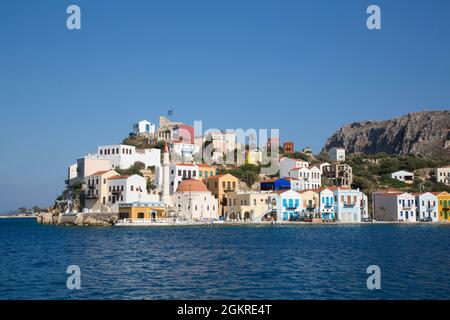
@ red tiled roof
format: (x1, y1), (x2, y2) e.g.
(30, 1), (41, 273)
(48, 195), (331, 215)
(90, 170), (112, 176)
(108, 175), (130, 180)
(196, 163), (214, 168)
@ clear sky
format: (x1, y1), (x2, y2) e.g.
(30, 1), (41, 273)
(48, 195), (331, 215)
(1, 0), (449, 211)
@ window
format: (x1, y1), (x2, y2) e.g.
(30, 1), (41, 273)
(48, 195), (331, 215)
(138, 212), (144, 219)
(131, 185), (134, 191)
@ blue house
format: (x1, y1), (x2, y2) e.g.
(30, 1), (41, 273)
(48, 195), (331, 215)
(260, 178), (291, 191)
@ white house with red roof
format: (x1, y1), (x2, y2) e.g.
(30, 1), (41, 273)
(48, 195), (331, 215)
(288, 166), (321, 190)
(372, 191), (417, 222)
(279, 157), (309, 178)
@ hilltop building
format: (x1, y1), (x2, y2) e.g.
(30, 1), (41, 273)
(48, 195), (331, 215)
(435, 166), (450, 185)
(97, 144), (161, 170)
(283, 142), (295, 154)
(133, 120), (156, 136)
(322, 163), (353, 187)
(329, 147), (346, 162)
(391, 170), (414, 184)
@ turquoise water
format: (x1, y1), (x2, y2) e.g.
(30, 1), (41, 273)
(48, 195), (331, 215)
(0, 218), (449, 300)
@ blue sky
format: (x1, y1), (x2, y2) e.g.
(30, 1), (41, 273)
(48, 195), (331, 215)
(0, 0), (449, 211)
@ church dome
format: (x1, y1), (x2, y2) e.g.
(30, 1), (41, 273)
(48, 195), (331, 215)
(176, 179), (209, 193)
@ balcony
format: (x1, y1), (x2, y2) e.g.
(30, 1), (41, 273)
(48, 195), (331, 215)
(443, 207), (450, 211)
(426, 206), (436, 212)
(111, 189), (123, 195)
(343, 203), (356, 207)
(84, 192), (99, 199)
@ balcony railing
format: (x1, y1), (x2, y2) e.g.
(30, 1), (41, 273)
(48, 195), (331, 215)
(343, 203), (356, 207)
(84, 192), (99, 199)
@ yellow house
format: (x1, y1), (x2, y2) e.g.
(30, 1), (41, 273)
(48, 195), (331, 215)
(205, 174), (239, 217)
(437, 191), (450, 222)
(245, 149), (263, 165)
(197, 163), (217, 179)
(118, 202), (167, 222)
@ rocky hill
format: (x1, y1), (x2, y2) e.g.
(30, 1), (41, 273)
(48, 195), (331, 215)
(322, 111), (450, 160)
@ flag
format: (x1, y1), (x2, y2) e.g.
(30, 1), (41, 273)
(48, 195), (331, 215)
(168, 109), (174, 116)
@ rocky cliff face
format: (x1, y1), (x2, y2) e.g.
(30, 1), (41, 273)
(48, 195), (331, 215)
(322, 111), (450, 160)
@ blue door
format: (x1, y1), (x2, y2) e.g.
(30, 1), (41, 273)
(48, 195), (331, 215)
(283, 212), (288, 221)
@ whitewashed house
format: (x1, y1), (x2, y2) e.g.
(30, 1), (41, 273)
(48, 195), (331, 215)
(333, 188), (365, 223)
(97, 144), (161, 170)
(133, 120), (156, 135)
(268, 189), (301, 222)
(289, 166), (321, 190)
(169, 163), (199, 194)
(391, 170), (414, 184)
(106, 174), (157, 210)
(436, 166), (450, 185)
(373, 191), (416, 222)
(320, 188), (335, 220)
(415, 192), (438, 222)
(279, 157), (309, 178)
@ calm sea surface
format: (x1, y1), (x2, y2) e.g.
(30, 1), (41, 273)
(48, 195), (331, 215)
(0, 218), (449, 300)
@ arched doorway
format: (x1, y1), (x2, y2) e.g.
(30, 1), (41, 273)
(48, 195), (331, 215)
(244, 211), (251, 221)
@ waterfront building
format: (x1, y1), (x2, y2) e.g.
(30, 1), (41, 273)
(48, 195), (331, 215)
(329, 147), (346, 162)
(83, 170), (119, 211)
(173, 179), (218, 221)
(279, 157), (309, 178)
(223, 191), (270, 221)
(283, 142), (295, 154)
(169, 163), (199, 194)
(118, 202), (166, 222)
(372, 191), (417, 222)
(205, 174), (239, 217)
(133, 120), (156, 136)
(197, 163), (217, 179)
(435, 166), (450, 185)
(97, 144), (161, 170)
(245, 149), (263, 165)
(391, 170), (414, 184)
(321, 163), (353, 187)
(106, 174), (155, 210)
(298, 189), (320, 219)
(361, 193), (369, 220)
(320, 188), (335, 220)
(333, 188), (364, 223)
(415, 192), (438, 222)
(436, 191), (450, 222)
(268, 189), (301, 221)
(288, 166), (321, 190)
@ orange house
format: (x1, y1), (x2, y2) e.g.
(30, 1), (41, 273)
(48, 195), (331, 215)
(437, 191), (450, 222)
